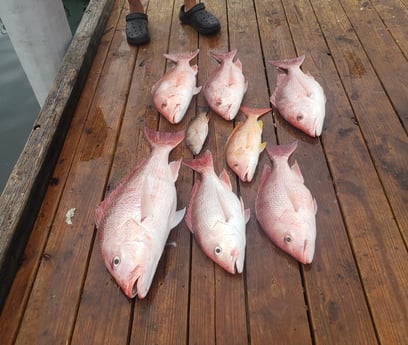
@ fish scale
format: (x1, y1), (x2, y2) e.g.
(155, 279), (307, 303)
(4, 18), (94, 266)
(95, 127), (186, 299)
(255, 141), (317, 264)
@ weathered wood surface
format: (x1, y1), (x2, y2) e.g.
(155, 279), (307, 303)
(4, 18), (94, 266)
(0, 0), (115, 310)
(1, 0), (407, 344)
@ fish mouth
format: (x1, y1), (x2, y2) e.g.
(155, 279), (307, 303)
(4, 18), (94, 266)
(124, 269), (143, 299)
(241, 166), (255, 182)
(313, 118), (323, 137)
(231, 249), (244, 274)
(301, 240), (314, 264)
(170, 104), (181, 124)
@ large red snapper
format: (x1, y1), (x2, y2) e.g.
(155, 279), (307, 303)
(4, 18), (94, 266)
(151, 49), (201, 124)
(183, 150), (250, 273)
(225, 106), (271, 182)
(270, 55), (326, 137)
(95, 127), (186, 298)
(203, 49), (248, 120)
(255, 141), (317, 264)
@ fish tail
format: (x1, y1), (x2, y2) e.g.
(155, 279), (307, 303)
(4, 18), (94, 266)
(164, 49), (199, 63)
(210, 48), (237, 63)
(182, 150), (214, 174)
(240, 105), (272, 119)
(269, 54), (305, 71)
(266, 141), (298, 161)
(144, 127), (185, 150)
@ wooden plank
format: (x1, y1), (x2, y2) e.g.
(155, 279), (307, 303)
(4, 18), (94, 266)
(186, 0), (230, 342)
(235, 0), (311, 344)
(0, 0), (114, 310)
(257, 0), (381, 344)
(69, 1), (140, 344)
(339, 0), (408, 129)
(331, 1), (408, 245)
(125, 0), (193, 344)
(280, 0), (408, 343)
(312, 0), (408, 245)
(0, 1), (122, 343)
(370, 0), (408, 58)
(11, 3), (137, 344)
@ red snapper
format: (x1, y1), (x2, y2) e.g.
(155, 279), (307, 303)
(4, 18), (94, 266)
(203, 49), (248, 120)
(152, 49), (201, 124)
(270, 55), (326, 137)
(255, 141), (317, 264)
(95, 127), (186, 298)
(183, 150), (250, 273)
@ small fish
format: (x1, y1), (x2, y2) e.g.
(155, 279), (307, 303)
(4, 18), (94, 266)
(183, 150), (250, 273)
(203, 49), (248, 120)
(186, 111), (209, 155)
(270, 55), (326, 137)
(95, 127), (186, 299)
(225, 106), (271, 182)
(255, 141), (317, 264)
(152, 49), (201, 124)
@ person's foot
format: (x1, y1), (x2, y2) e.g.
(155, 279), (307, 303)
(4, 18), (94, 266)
(179, 3), (220, 35)
(126, 13), (150, 46)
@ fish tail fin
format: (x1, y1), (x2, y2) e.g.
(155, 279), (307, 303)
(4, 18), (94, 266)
(269, 54), (305, 71)
(164, 49), (199, 63)
(182, 150), (214, 174)
(240, 105), (272, 119)
(210, 48), (237, 63)
(266, 141), (298, 161)
(144, 127), (185, 150)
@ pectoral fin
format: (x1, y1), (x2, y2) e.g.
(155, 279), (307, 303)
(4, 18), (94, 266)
(170, 208), (186, 230)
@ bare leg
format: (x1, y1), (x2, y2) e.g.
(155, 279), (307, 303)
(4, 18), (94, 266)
(183, 0), (197, 12)
(128, 0), (144, 13)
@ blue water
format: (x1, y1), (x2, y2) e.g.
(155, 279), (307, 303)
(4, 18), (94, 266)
(0, 1), (89, 193)
(0, 32), (40, 192)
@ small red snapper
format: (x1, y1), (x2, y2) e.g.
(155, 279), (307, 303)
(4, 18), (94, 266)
(225, 106), (271, 182)
(186, 111), (209, 155)
(183, 150), (250, 273)
(95, 127), (186, 298)
(203, 49), (248, 120)
(255, 141), (317, 264)
(152, 49), (201, 124)
(270, 55), (326, 137)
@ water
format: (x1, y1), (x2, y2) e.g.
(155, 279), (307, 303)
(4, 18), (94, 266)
(0, 0), (89, 192)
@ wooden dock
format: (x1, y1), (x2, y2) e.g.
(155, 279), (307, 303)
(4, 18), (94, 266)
(1, 0), (407, 344)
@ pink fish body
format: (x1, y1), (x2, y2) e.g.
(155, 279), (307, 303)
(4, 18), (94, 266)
(95, 128), (186, 298)
(225, 106), (271, 182)
(203, 49), (248, 120)
(270, 55), (326, 137)
(152, 49), (201, 124)
(255, 141), (317, 264)
(183, 151), (250, 273)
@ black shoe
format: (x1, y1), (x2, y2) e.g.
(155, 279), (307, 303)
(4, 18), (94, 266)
(179, 3), (220, 35)
(126, 13), (150, 46)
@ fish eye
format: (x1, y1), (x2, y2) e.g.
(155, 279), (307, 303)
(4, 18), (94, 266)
(284, 235), (292, 243)
(112, 256), (121, 268)
(214, 246), (223, 256)
(296, 114), (303, 121)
